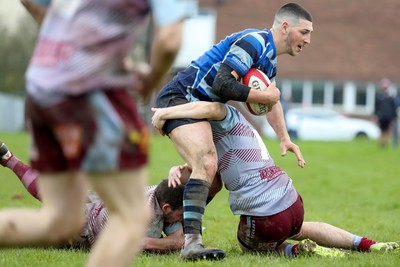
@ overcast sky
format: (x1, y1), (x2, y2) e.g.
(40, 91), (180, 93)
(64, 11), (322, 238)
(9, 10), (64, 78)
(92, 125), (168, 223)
(0, 1), (27, 31)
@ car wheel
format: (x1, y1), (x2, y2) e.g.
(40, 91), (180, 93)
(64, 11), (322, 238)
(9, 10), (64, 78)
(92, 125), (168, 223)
(355, 132), (368, 139)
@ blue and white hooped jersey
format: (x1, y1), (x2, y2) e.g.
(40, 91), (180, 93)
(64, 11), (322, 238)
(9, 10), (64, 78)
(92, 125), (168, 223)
(174, 28), (277, 103)
(211, 105), (298, 217)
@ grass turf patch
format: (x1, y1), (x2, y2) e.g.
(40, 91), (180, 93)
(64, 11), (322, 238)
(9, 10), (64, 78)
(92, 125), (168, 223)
(0, 132), (399, 266)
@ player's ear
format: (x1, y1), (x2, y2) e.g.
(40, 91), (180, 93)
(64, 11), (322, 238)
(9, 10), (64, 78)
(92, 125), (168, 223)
(161, 203), (172, 213)
(281, 21), (289, 34)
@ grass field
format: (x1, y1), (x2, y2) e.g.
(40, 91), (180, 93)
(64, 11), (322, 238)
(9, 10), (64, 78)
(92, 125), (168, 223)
(0, 132), (399, 267)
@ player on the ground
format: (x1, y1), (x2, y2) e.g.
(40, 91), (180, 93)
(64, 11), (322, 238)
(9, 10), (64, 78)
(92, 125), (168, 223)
(152, 101), (399, 257)
(0, 141), (184, 253)
(154, 2), (311, 260)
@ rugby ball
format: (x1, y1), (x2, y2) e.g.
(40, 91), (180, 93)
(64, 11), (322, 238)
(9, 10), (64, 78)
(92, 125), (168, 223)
(241, 68), (270, 116)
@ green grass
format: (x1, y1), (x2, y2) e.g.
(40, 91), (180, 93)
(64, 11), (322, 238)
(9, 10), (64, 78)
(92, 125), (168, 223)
(1, 132), (400, 267)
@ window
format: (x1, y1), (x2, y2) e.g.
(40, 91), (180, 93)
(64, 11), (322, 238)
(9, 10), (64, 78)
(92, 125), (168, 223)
(355, 83), (367, 105)
(312, 81), (324, 105)
(291, 80), (303, 104)
(333, 83), (344, 105)
(269, 79), (398, 117)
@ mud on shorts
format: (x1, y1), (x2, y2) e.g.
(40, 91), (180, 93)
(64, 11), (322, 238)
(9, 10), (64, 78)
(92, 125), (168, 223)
(26, 89), (148, 173)
(155, 80), (207, 135)
(237, 195), (304, 253)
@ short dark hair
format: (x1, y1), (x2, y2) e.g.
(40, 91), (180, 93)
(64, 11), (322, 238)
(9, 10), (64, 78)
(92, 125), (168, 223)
(276, 3), (313, 23)
(155, 179), (184, 210)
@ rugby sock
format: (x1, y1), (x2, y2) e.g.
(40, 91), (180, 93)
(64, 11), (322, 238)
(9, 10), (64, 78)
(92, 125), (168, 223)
(1, 148), (40, 201)
(283, 244), (299, 257)
(353, 236), (376, 252)
(182, 178), (210, 245)
(0, 143), (12, 161)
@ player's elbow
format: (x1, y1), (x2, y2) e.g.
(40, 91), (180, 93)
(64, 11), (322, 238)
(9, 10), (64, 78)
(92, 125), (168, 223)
(156, 21), (184, 58)
(161, 37), (182, 59)
(213, 64), (250, 102)
(207, 103), (227, 121)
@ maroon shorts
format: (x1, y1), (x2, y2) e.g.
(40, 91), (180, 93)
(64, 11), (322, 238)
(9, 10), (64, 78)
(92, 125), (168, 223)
(237, 195), (304, 252)
(25, 89), (148, 172)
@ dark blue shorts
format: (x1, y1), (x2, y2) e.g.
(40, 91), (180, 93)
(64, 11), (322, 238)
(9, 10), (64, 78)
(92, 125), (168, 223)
(378, 118), (393, 131)
(156, 80), (206, 135)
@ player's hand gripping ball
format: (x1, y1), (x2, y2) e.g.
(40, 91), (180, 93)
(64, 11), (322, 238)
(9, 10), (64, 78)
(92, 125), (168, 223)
(241, 68), (271, 116)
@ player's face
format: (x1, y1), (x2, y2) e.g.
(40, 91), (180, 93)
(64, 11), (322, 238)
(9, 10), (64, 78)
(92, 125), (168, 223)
(164, 207), (183, 224)
(286, 19), (313, 56)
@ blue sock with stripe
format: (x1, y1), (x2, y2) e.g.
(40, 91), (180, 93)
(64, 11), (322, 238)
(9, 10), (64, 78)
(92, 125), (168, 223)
(352, 235), (362, 250)
(183, 178), (210, 235)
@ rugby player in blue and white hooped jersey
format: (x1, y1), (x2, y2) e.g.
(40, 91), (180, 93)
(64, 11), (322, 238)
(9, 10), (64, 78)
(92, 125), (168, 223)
(153, 101), (301, 254)
(155, 2), (311, 260)
(0, 0), (195, 266)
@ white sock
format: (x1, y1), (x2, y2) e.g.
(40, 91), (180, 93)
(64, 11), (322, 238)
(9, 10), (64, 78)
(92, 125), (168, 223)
(184, 233), (202, 247)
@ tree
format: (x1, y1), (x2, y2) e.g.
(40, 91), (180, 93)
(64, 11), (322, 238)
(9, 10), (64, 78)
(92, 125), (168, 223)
(0, 16), (38, 95)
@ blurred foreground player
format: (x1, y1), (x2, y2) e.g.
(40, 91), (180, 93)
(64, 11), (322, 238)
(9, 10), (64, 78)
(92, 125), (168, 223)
(0, 0), (195, 266)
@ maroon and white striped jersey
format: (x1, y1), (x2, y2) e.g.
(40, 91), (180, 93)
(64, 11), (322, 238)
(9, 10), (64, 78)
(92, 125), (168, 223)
(210, 105), (298, 217)
(69, 185), (182, 250)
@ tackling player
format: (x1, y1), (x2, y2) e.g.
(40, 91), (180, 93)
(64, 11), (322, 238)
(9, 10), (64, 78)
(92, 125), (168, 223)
(152, 101), (399, 256)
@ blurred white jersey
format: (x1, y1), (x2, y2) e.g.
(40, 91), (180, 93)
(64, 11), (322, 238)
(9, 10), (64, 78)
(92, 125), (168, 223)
(211, 105), (298, 216)
(26, 0), (196, 106)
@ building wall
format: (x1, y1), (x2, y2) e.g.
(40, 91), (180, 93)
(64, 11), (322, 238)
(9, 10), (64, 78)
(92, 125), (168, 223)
(199, 0), (400, 84)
